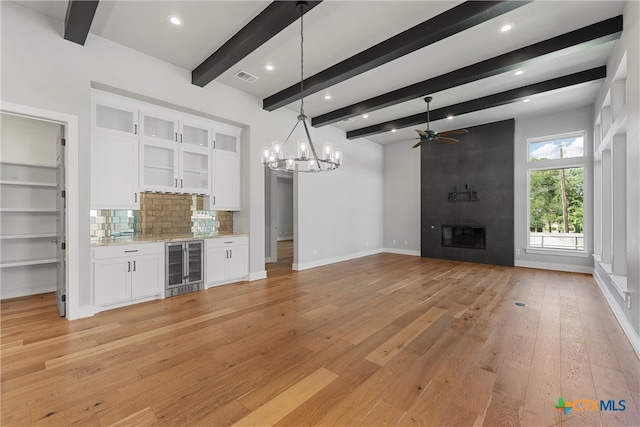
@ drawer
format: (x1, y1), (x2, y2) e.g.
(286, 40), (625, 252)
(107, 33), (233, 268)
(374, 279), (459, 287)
(206, 235), (248, 248)
(93, 242), (164, 260)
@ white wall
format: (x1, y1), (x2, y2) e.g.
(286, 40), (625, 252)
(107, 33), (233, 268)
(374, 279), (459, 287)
(295, 128), (384, 270)
(0, 114), (59, 165)
(514, 106), (594, 273)
(383, 140), (421, 255)
(0, 2), (382, 312)
(592, 0), (639, 352)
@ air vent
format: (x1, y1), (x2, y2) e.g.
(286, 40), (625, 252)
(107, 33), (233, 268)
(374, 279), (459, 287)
(234, 70), (259, 84)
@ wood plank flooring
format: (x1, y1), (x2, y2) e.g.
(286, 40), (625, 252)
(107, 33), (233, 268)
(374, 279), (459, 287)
(2, 251), (639, 426)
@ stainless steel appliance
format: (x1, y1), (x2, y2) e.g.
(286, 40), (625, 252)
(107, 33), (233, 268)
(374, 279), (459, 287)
(166, 240), (204, 297)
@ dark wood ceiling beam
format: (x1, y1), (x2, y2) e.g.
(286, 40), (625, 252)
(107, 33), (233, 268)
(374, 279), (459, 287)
(263, 0), (530, 111)
(64, 0), (99, 45)
(192, 1), (323, 88)
(346, 66), (606, 139)
(316, 15), (623, 128)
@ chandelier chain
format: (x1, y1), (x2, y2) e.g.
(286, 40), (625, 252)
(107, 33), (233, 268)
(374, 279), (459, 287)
(299, 4), (305, 117)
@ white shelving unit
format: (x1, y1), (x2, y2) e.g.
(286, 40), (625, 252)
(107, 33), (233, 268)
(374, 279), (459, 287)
(1, 161), (58, 298)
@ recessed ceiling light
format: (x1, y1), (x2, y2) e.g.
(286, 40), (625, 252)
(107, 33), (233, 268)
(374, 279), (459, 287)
(501, 24), (513, 32)
(324, 94), (332, 100)
(362, 114), (369, 119)
(391, 129), (397, 132)
(447, 115), (454, 120)
(167, 15), (183, 26)
(514, 70), (525, 76)
(523, 98), (531, 103)
(265, 65), (274, 71)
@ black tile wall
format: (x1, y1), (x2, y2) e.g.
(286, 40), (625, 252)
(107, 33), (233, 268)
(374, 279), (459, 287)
(421, 119), (515, 266)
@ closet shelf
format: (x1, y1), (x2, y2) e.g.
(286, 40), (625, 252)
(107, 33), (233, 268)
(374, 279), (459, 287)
(0, 233), (57, 240)
(0, 208), (57, 213)
(1, 258), (57, 268)
(0, 180), (57, 188)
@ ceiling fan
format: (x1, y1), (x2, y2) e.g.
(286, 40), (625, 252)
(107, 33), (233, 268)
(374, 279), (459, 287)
(412, 96), (468, 148)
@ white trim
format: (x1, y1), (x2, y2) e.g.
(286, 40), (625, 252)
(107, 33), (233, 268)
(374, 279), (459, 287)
(514, 260), (592, 274)
(249, 271), (267, 281)
(593, 268), (640, 358)
(1, 102), (81, 320)
(0, 283), (55, 299)
(383, 248), (421, 256)
(264, 257), (272, 263)
(525, 247), (589, 257)
(293, 248), (384, 271)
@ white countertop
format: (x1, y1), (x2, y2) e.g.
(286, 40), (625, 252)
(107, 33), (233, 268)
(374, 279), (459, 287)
(90, 232), (248, 247)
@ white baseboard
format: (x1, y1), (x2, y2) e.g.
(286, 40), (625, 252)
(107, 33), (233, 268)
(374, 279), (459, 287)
(265, 257), (272, 264)
(249, 271), (267, 281)
(514, 260), (592, 274)
(383, 248), (421, 256)
(0, 283), (55, 300)
(293, 248), (384, 271)
(593, 268), (640, 358)
(69, 304), (96, 320)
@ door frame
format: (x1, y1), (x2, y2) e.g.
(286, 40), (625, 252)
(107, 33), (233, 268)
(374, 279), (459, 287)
(1, 101), (81, 319)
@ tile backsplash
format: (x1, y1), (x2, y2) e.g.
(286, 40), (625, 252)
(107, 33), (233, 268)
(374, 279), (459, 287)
(90, 193), (233, 238)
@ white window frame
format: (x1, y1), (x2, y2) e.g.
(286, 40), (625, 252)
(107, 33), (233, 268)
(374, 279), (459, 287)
(525, 131), (589, 256)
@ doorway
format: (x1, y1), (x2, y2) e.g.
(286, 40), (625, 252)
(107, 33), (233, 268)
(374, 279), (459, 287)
(1, 103), (78, 318)
(265, 169), (294, 276)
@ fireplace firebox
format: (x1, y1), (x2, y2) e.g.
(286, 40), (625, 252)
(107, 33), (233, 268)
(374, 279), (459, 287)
(441, 225), (486, 249)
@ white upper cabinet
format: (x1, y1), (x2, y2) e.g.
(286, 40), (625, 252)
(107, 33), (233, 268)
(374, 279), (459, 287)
(91, 131), (139, 209)
(180, 117), (211, 149)
(92, 91), (139, 137)
(213, 125), (241, 154)
(140, 140), (179, 192)
(180, 148), (209, 194)
(140, 108), (178, 143)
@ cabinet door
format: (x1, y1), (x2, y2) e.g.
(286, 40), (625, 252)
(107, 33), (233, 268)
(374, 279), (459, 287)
(180, 119), (211, 149)
(211, 150), (240, 210)
(141, 109), (178, 143)
(131, 253), (163, 298)
(94, 258), (130, 305)
(140, 141), (179, 192)
(93, 96), (138, 137)
(180, 148), (210, 194)
(206, 246), (228, 284)
(213, 127), (241, 154)
(91, 132), (139, 209)
(227, 244), (248, 280)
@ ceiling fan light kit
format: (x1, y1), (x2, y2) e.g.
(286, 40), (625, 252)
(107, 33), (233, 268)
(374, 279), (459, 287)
(412, 96), (468, 149)
(262, 1), (342, 173)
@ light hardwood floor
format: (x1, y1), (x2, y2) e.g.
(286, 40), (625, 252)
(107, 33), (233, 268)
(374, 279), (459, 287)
(2, 252), (639, 426)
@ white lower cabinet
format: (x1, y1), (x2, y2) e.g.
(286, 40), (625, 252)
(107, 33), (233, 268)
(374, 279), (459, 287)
(205, 236), (248, 287)
(93, 242), (164, 310)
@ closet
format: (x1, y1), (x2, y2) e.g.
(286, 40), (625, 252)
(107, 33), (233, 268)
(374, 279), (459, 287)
(1, 113), (61, 299)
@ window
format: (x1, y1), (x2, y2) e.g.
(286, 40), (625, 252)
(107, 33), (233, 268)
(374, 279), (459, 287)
(527, 132), (586, 252)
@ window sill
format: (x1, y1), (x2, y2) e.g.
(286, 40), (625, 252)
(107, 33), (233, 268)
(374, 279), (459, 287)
(525, 247), (589, 258)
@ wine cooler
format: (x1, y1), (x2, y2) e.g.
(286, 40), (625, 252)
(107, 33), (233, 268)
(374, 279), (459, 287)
(166, 240), (204, 297)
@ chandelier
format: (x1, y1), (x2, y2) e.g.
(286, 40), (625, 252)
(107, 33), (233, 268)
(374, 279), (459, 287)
(262, 1), (342, 173)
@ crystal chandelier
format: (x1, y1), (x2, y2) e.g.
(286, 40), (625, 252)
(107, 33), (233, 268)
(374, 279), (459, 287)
(262, 1), (342, 173)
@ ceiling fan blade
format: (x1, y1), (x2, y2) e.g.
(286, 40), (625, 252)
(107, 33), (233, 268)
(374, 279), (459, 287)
(435, 136), (459, 144)
(412, 140), (424, 148)
(438, 129), (468, 137)
(415, 129), (427, 137)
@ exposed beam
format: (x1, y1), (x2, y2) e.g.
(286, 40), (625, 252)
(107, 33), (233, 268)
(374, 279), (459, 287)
(64, 0), (99, 45)
(316, 15), (623, 127)
(263, 0), (530, 111)
(346, 67), (606, 140)
(192, 1), (323, 88)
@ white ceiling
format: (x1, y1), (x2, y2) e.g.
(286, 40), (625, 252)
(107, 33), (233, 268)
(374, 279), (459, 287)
(15, 0), (625, 145)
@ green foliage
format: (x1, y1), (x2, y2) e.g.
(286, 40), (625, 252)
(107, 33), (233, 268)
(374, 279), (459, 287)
(529, 167), (583, 233)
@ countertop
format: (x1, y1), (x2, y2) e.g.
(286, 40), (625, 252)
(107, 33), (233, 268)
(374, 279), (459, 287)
(90, 232), (249, 247)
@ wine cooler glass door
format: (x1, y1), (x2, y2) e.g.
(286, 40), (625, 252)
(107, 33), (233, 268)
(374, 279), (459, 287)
(186, 241), (203, 284)
(167, 243), (185, 286)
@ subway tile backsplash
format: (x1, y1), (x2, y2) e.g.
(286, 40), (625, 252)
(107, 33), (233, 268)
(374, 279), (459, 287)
(90, 193), (233, 238)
